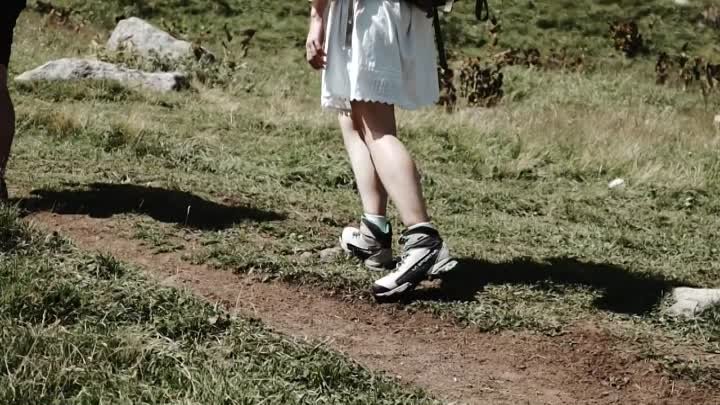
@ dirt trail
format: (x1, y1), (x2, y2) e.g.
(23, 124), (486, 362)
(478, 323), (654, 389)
(29, 212), (715, 405)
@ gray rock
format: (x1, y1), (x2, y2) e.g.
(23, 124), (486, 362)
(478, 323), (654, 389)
(298, 251), (314, 263)
(667, 287), (720, 318)
(15, 58), (187, 92)
(107, 17), (196, 61)
(319, 247), (344, 263)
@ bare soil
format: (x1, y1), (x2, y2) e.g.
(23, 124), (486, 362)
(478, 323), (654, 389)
(28, 212), (717, 405)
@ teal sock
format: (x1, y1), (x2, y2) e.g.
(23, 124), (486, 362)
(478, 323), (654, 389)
(363, 213), (390, 234)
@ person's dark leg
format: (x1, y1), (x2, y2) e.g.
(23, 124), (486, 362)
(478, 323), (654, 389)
(0, 6), (21, 201)
(0, 64), (15, 201)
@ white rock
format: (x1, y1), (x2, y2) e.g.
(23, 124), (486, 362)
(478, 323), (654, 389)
(667, 287), (720, 318)
(713, 114), (720, 129)
(107, 17), (196, 61)
(319, 247), (343, 263)
(608, 178), (626, 190)
(674, 0), (689, 5)
(15, 58), (187, 92)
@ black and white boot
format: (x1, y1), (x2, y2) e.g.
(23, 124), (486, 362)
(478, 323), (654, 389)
(372, 225), (457, 299)
(340, 217), (394, 270)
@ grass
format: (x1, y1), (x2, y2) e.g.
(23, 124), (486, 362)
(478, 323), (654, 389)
(4, 0), (720, 391)
(40, 0), (720, 58)
(0, 205), (436, 404)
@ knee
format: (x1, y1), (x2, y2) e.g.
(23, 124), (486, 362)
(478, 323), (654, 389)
(0, 80), (9, 102)
(341, 112), (368, 142)
(0, 65), (7, 89)
(0, 67), (9, 101)
(347, 113), (384, 144)
(357, 124), (391, 144)
(339, 112), (366, 142)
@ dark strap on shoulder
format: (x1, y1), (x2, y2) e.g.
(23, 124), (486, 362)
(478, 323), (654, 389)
(433, 0), (492, 70)
(476, 0), (490, 21)
(432, 8), (448, 71)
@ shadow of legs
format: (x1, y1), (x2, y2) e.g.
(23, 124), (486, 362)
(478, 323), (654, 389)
(16, 182), (285, 230)
(406, 257), (688, 315)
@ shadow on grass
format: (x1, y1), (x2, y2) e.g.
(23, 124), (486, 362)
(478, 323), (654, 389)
(15, 183), (285, 230)
(407, 257), (691, 315)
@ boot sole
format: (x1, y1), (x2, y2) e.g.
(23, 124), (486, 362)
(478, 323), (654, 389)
(372, 281), (413, 299)
(373, 255), (458, 300)
(427, 257), (458, 278)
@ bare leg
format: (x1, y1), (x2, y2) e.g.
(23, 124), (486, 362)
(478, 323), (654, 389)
(338, 112), (388, 216)
(0, 65), (14, 199)
(350, 101), (429, 227)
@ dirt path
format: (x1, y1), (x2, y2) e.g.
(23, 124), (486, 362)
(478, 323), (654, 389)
(28, 212), (716, 405)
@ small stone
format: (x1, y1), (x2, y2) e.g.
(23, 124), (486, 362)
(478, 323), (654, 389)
(319, 247), (343, 263)
(667, 287), (720, 318)
(713, 114), (720, 129)
(15, 58), (187, 92)
(608, 178), (626, 190)
(298, 251), (313, 263)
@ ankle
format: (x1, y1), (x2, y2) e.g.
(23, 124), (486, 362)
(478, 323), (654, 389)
(405, 222), (440, 237)
(407, 222), (435, 231)
(362, 213), (390, 234)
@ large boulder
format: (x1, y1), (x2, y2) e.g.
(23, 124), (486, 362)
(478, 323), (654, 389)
(667, 287), (720, 318)
(107, 17), (197, 61)
(15, 58), (188, 92)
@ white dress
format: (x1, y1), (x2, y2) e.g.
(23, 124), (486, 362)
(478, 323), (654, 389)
(321, 0), (439, 112)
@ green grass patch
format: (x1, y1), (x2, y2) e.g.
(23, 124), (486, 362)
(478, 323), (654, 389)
(5, 0), (720, 390)
(0, 206), (436, 404)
